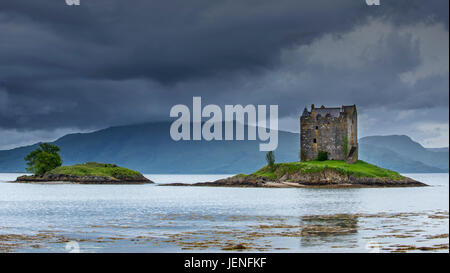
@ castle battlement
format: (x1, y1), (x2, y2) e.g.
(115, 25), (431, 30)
(300, 104), (358, 163)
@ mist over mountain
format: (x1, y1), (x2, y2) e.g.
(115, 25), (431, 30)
(0, 122), (447, 174)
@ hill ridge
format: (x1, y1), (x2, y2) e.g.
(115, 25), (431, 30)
(0, 122), (447, 174)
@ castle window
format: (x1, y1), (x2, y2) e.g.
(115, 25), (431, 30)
(313, 138), (316, 143)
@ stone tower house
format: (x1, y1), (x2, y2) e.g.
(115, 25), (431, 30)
(300, 104), (358, 163)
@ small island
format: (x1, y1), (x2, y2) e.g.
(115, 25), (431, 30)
(14, 143), (152, 184)
(15, 162), (153, 184)
(162, 105), (427, 188)
(162, 160), (427, 188)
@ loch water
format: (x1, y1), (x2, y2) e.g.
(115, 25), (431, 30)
(0, 173), (448, 252)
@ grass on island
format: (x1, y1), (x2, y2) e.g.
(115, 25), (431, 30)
(48, 162), (143, 179)
(239, 160), (404, 181)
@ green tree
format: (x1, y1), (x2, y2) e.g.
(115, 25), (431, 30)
(25, 143), (62, 175)
(317, 151), (328, 161)
(342, 134), (349, 157)
(266, 151), (275, 170)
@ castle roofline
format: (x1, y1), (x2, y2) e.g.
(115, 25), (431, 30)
(301, 104), (356, 118)
(312, 107), (341, 118)
(301, 107), (309, 117)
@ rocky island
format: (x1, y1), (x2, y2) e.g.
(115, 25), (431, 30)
(162, 160), (427, 188)
(15, 162), (153, 184)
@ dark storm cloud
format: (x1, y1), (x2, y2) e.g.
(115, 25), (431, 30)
(1, 0), (446, 83)
(1, 0), (368, 82)
(0, 0), (448, 147)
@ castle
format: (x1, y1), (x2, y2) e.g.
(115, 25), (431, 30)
(300, 104), (358, 163)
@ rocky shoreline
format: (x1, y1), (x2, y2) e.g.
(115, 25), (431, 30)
(160, 169), (427, 188)
(14, 173), (153, 184)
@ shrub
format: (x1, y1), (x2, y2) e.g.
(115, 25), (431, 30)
(266, 151), (275, 170)
(342, 134), (349, 157)
(317, 151), (328, 161)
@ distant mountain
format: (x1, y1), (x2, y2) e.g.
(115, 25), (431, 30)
(358, 143), (445, 173)
(0, 123), (447, 174)
(359, 135), (448, 171)
(427, 147), (449, 153)
(0, 122), (299, 174)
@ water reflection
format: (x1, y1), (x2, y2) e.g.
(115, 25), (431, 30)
(0, 173), (448, 252)
(299, 214), (359, 247)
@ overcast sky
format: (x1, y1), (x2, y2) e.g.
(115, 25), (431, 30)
(0, 0), (448, 149)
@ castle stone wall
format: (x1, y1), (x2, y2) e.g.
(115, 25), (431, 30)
(300, 105), (358, 163)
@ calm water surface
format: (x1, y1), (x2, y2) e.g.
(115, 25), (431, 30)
(0, 173), (448, 253)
